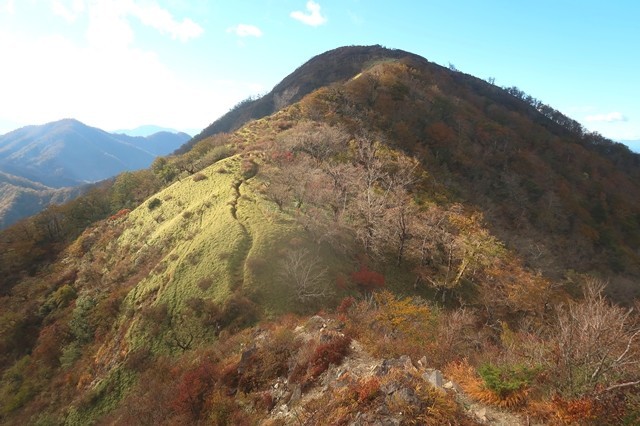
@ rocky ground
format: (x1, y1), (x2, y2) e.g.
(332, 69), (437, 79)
(259, 315), (534, 425)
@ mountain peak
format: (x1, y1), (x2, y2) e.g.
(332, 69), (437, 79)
(182, 45), (426, 152)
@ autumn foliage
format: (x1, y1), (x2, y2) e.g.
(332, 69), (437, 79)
(350, 264), (385, 293)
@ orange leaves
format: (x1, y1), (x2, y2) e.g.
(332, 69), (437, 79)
(550, 394), (601, 424)
(372, 291), (432, 336)
(444, 360), (530, 409)
(426, 121), (456, 145)
(345, 291), (436, 361)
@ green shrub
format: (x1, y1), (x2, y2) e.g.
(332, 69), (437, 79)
(477, 363), (537, 398)
(59, 342), (82, 368)
(69, 295), (97, 344)
(148, 198), (162, 211)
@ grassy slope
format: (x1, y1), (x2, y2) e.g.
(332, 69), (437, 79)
(63, 153), (304, 422)
(106, 149), (319, 343)
(119, 159), (244, 310)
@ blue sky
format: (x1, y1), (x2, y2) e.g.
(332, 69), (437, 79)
(1, 1), (639, 148)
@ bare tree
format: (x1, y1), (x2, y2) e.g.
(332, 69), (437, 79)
(552, 279), (640, 397)
(280, 249), (331, 303)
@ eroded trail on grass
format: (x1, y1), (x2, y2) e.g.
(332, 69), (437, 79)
(228, 176), (254, 292)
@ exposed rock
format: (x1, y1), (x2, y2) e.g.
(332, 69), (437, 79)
(236, 345), (257, 374)
(474, 407), (488, 422)
(417, 355), (428, 369)
(423, 368), (443, 388)
(374, 355), (415, 376)
(305, 315), (326, 330)
(443, 380), (462, 393)
(289, 384), (302, 405)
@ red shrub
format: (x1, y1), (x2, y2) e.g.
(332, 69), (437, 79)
(350, 264), (385, 293)
(337, 296), (356, 314)
(310, 335), (351, 374)
(108, 209), (131, 221)
(171, 360), (218, 420)
(291, 335), (352, 388)
(271, 150), (294, 164)
(356, 377), (381, 403)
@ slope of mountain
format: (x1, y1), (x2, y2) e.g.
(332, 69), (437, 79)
(0, 119), (190, 188)
(0, 46), (639, 424)
(0, 171), (83, 228)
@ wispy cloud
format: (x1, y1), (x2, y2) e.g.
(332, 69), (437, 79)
(53, 1), (203, 44)
(50, 0), (85, 22)
(290, 1), (327, 26)
(0, 0), (211, 132)
(227, 24), (263, 38)
(585, 112), (628, 123)
(129, 2), (203, 42)
(0, 0), (15, 15)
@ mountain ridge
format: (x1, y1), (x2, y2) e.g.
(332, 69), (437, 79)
(113, 124), (192, 138)
(179, 45), (426, 153)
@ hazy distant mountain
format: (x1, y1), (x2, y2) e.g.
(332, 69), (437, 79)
(0, 119), (190, 227)
(114, 124), (191, 138)
(0, 171), (82, 228)
(0, 119), (190, 188)
(131, 131), (192, 156)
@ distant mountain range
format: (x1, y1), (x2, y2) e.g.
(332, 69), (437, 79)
(0, 119), (191, 188)
(114, 124), (193, 138)
(0, 171), (83, 229)
(0, 119), (191, 227)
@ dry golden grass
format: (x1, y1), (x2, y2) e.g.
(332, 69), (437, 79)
(444, 360), (529, 409)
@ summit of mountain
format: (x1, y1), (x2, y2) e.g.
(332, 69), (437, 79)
(180, 45), (425, 152)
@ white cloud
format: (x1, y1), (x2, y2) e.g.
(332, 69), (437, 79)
(129, 2), (203, 42)
(227, 24), (263, 38)
(585, 111), (628, 123)
(290, 0), (327, 26)
(0, 0), (15, 14)
(0, 28), (253, 133)
(81, 0), (203, 48)
(51, 0), (85, 22)
(0, 2), (240, 134)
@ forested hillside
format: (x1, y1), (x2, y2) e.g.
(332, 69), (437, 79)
(0, 46), (638, 425)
